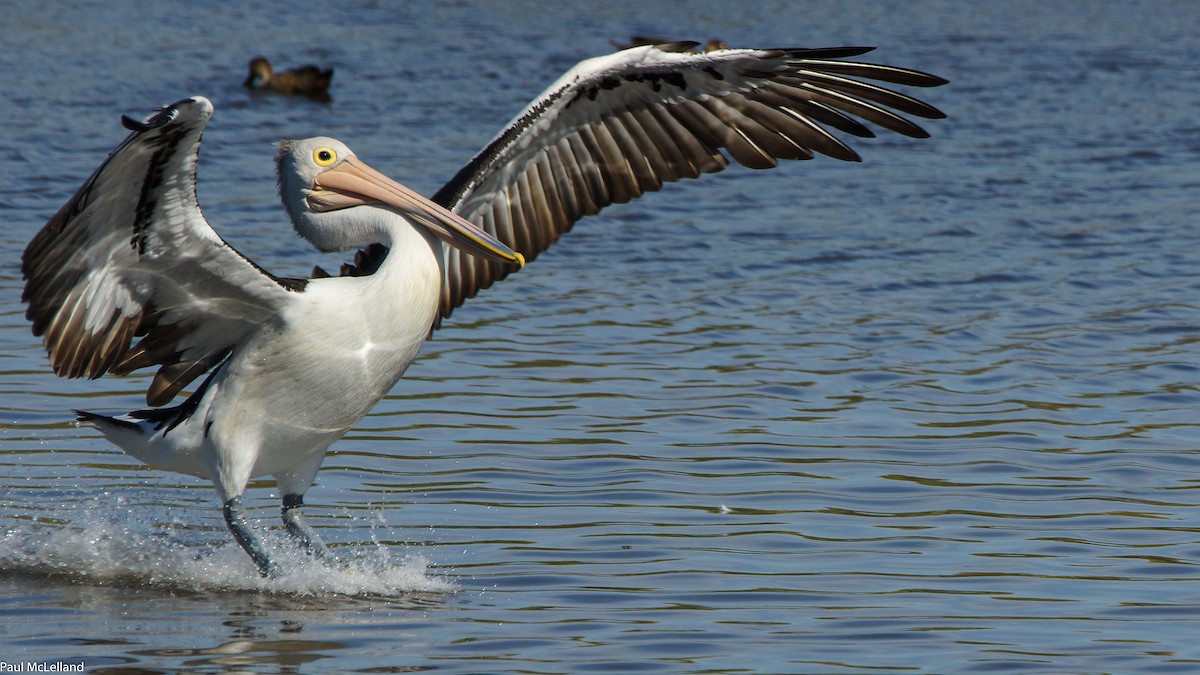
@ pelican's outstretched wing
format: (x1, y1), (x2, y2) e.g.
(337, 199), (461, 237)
(22, 96), (306, 406)
(429, 43), (947, 321)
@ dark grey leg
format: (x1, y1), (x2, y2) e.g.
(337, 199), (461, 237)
(281, 493), (327, 558)
(223, 496), (280, 578)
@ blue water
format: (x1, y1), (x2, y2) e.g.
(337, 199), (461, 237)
(2, 0), (1199, 672)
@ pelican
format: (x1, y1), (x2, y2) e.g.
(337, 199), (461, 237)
(244, 56), (334, 101)
(22, 43), (946, 577)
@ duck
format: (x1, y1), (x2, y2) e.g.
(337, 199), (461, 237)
(244, 56), (333, 101)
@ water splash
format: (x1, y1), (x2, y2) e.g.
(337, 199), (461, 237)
(0, 501), (455, 599)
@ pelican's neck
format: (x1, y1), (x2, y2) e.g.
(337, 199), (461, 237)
(303, 212), (446, 333)
(374, 216), (444, 279)
(350, 216), (446, 339)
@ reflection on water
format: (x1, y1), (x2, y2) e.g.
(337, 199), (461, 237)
(2, 0), (1199, 673)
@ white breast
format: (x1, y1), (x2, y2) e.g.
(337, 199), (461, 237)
(185, 225), (445, 481)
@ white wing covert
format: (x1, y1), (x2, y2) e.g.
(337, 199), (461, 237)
(22, 97), (307, 406)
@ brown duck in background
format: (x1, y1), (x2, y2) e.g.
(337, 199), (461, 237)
(243, 57), (333, 102)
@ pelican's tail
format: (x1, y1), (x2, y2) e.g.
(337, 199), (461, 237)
(76, 409), (140, 436)
(75, 407), (208, 479)
(75, 409), (158, 455)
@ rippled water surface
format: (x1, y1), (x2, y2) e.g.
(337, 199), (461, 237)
(2, 1), (1198, 672)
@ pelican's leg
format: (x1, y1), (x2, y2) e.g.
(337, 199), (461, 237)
(275, 454), (329, 559)
(281, 493), (328, 558)
(223, 496), (281, 578)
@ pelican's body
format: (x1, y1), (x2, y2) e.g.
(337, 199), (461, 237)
(244, 57), (333, 101)
(23, 101), (521, 575)
(90, 215), (443, 487)
(23, 42), (946, 576)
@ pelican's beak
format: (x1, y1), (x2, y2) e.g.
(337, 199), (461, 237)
(308, 157), (524, 266)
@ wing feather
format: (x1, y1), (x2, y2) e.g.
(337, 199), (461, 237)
(565, 133), (609, 210)
(350, 44), (943, 323)
(21, 96), (304, 406)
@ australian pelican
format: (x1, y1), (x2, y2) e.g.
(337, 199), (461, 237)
(23, 41), (946, 577)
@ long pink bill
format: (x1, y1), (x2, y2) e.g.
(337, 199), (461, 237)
(309, 156), (524, 266)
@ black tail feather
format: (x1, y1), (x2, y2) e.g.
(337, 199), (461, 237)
(74, 409), (139, 429)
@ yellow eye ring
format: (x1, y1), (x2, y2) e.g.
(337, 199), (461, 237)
(313, 147), (337, 167)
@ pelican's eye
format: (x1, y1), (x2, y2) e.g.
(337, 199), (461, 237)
(313, 147), (337, 167)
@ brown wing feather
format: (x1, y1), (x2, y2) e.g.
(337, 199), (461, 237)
(320, 45), (946, 327)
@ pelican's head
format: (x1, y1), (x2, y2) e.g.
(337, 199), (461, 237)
(244, 57), (273, 88)
(276, 137), (523, 266)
